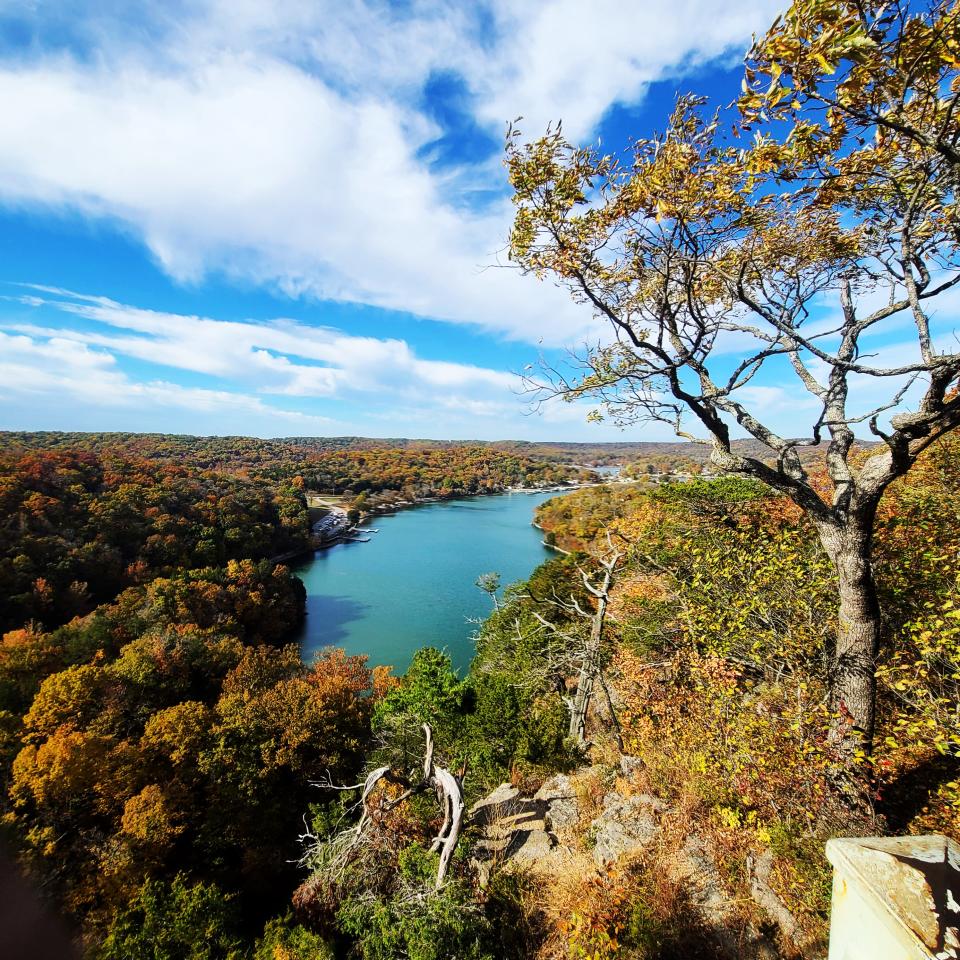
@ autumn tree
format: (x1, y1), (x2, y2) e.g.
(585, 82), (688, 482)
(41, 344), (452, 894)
(506, 0), (960, 750)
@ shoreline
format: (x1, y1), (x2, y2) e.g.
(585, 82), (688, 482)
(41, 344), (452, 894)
(350, 482), (585, 523)
(531, 519), (572, 556)
(297, 484), (585, 558)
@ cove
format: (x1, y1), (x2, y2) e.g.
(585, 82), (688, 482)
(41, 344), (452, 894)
(290, 490), (564, 674)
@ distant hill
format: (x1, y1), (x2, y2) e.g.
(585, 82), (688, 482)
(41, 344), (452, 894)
(0, 431), (877, 470)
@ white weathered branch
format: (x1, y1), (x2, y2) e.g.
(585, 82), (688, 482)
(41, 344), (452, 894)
(315, 724), (465, 890)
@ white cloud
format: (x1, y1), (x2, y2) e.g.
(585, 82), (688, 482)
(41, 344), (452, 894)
(0, 0), (782, 344)
(0, 329), (335, 429)
(476, 0), (782, 140)
(0, 287), (682, 440)
(4, 286), (517, 399)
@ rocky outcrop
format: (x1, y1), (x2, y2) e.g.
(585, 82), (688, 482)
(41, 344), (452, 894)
(668, 835), (781, 959)
(470, 774), (669, 872)
(533, 774), (580, 832)
(469, 769), (794, 958)
(469, 784), (556, 883)
(469, 783), (524, 829)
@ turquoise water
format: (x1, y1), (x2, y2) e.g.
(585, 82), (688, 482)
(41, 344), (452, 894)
(291, 491), (563, 674)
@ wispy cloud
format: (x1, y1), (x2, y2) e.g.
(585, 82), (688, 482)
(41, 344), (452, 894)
(5, 286), (516, 398)
(0, 285), (686, 440)
(0, 328), (335, 428)
(0, 0), (781, 344)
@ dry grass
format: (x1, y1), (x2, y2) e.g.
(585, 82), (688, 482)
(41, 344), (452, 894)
(516, 846), (738, 960)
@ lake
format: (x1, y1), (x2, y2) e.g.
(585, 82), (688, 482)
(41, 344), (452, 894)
(290, 490), (564, 674)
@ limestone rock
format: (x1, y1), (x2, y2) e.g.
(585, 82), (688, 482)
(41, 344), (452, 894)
(507, 828), (557, 863)
(674, 835), (729, 921)
(590, 792), (659, 866)
(469, 783), (520, 828)
(534, 774), (580, 832)
(470, 783), (555, 879)
(671, 835), (781, 960)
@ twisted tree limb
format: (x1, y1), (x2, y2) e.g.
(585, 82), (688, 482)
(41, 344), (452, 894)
(319, 723), (465, 889)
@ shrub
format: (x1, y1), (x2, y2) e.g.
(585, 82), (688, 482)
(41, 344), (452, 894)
(94, 875), (243, 960)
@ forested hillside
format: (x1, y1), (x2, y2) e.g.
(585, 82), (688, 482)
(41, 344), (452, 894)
(1, 431), (957, 957)
(0, 433), (581, 492)
(0, 559), (376, 957)
(0, 431), (635, 472)
(0, 450), (310, 633)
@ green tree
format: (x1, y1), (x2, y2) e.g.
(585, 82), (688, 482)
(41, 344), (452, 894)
(94, 875), (244, 960)
(337, 874), (494, 960)
(252, 914), (334, 960)
(373, 648), (468, 767)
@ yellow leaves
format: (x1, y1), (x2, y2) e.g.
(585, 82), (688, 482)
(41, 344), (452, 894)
(142, 701), (213, 766)
(371, 663), (396, 701)
(716, 805), (743, 830)
(120, 784), (184, 847)
(11, 727), (131, 817)
(813, 51), (837, 75)
(740, 0), (960, 224)
(23, 662), (112, 741)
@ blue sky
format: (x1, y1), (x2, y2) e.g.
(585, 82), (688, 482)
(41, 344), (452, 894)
(0, 0), (861, 441)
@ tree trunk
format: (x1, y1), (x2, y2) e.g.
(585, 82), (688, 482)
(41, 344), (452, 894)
(353, 724), (464, 889)
(568, 663), (595, 745)
(567, 569), (612, 748)
(816, 516), (882, 753)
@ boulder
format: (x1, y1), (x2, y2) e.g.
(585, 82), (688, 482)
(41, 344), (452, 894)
(469, 783), (521, 828)
(590, 793), (660, 866)
(507, 828), (557, 863)
(534, 774), (580, 832)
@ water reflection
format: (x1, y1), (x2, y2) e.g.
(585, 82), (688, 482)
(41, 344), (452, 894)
(297, 593), (369, 652)
(290, 491), (561, 674)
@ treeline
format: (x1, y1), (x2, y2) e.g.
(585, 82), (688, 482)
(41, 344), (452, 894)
(1, 432), (675, 470)
(0, 450), (310, 633)
(298, 447), (574, 497)
(1, 433), (582, 495)
(0, 433), (372, 470)
(1, 431), (615, 475)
